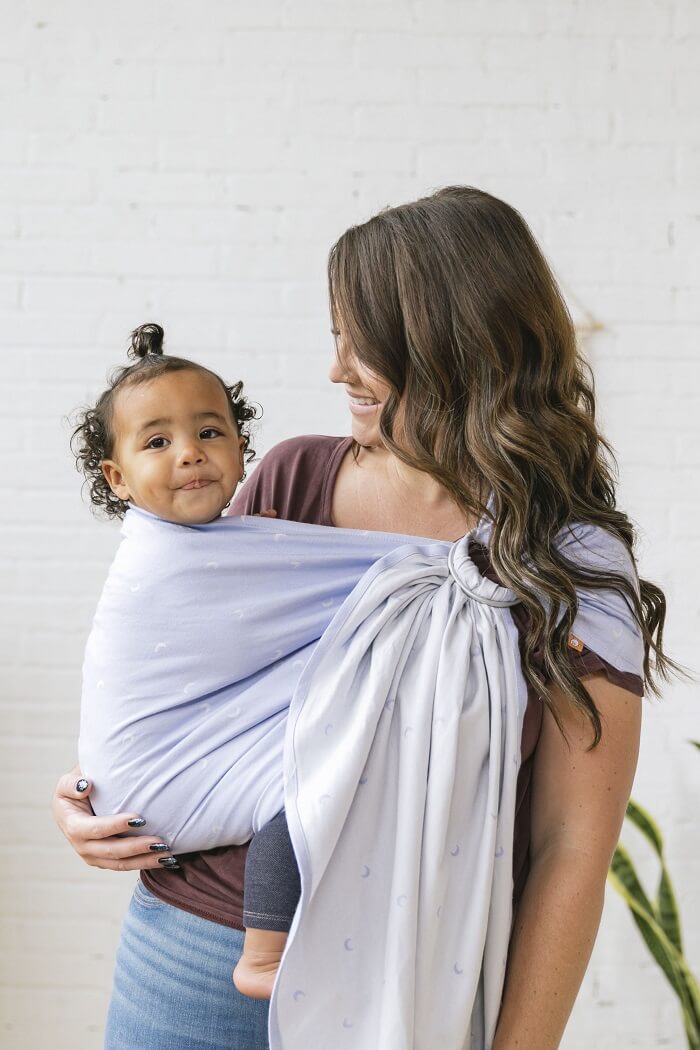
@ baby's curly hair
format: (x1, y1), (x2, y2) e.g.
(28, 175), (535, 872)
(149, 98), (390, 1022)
(72, 323), (260, 519)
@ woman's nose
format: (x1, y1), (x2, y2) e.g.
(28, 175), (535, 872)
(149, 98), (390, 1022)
(329, 356), (350, 384)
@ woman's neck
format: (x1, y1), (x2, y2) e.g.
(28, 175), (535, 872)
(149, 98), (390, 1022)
(356, 444), (452, 506)
(333, 442), (477, 541)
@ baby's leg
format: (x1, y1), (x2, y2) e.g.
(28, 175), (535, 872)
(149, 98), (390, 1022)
(233, 809), (301, 1000)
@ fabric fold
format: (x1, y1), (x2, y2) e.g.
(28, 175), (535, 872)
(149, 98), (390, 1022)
(272, 537), (526, 1050)
(80, 507), (443, 852)
(80, 506), (528, 1049)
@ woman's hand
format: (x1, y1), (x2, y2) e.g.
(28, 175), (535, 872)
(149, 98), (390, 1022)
(52, 767), (176, 871)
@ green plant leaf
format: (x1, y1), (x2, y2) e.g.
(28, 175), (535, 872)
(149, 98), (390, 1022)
(610, 844), (654, 919)
(657, 865), (684, 955)
(608, 865), (700, 1045)
(610, 778), (700, 1049)
(621, 798), (685, 952)
(625, 798), (664, 856)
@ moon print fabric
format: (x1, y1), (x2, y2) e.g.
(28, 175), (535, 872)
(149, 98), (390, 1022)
(79, 505), (642, 1049)
(80, 505), (446, 851)
(271, 531), (526, 1050)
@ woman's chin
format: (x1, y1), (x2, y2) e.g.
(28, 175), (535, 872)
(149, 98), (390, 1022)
(350, 418), (381, 447)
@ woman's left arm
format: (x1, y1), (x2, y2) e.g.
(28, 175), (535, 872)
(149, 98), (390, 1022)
(492, 673), (642, 1050)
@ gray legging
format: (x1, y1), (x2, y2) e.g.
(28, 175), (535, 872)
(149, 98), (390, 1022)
(243, 810), (301, 932)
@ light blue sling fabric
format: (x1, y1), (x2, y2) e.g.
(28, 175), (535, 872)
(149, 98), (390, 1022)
(273, 535), (526, 1050)
(270, 521), (643, 1050)
(80, 506), (643, 1050)
(80, 506), (443, 851)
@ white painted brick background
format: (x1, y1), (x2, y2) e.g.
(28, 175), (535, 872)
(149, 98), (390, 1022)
(1, 0), (698, 1047)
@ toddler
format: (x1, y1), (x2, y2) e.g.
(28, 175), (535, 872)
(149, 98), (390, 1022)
(73, 323), (300, 998)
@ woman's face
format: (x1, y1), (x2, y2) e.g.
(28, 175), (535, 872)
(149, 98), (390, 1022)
(328, 329), (392, 448)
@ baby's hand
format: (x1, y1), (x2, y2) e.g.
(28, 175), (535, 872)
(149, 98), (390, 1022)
(255, 509), (277, 518)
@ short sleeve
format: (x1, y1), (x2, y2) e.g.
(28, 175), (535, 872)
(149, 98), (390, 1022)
(229, 456), (271, 517)
(228, 435), (350, 524)
(228, 438), (313, 519)
(556, 523), (645, 688)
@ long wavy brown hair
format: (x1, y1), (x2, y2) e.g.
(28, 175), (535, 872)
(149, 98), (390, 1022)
(329, 185), (679, 745)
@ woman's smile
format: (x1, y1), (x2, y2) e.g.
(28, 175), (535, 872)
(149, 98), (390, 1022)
(347, 391), (382, 416)
(329, 347), (391, 445)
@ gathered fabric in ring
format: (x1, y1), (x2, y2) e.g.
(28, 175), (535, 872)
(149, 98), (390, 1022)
(81, 507), (529, 1049)
(447, 534), (520, 608)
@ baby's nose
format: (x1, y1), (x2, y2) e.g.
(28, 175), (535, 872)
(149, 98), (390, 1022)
(178, 444), (205, 465)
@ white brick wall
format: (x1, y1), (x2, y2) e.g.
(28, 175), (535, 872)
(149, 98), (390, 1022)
(1, 1), (698, 1046)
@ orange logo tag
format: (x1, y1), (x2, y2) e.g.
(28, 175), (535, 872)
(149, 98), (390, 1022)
(567, 634), (585, 653)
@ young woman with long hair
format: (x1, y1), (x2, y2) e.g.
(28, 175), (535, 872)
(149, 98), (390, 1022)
(53, 186), (672, 1049)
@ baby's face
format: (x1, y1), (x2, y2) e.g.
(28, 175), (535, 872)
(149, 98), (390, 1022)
(102, 369), (246, 525)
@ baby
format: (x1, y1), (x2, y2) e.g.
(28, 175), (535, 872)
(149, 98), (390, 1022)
(73, 323), (299, 998)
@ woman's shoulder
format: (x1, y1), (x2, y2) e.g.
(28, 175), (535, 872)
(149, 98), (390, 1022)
(255, 434), (351, 470)
(554, 523), (644, 681)
(476, 517), (637, 583)
(474, 518), (644, 684)
(555, 521), (638, 581)
(230, 435), (352, 523)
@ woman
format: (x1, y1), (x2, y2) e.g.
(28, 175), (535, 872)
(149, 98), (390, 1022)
(53, 186), (671, 1049)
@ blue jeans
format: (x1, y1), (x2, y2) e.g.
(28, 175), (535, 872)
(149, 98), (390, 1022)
(105, 881), (270, 1049)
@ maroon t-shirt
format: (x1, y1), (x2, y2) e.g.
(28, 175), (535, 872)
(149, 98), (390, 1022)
(142, 434), (644, 927)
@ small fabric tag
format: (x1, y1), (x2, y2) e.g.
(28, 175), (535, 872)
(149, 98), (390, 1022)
(567, 633), (585, 653)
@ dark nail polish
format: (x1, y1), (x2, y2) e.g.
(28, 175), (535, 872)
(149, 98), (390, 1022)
(149, 843), (171, 852)
(75, 779), (89, 792)
(127, 817), (147, 828)
(158, 856), (180, 868)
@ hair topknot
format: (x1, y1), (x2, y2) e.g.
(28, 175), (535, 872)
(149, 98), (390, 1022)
(71, 323), (261, 519)
(129, 322), (165, 360)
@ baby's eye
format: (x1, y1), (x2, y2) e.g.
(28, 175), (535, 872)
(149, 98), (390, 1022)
(146, 436), (169, 450)
(200, 427), (222, 439)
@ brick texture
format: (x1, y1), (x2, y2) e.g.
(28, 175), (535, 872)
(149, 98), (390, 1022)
(1, 1), (698, 1047)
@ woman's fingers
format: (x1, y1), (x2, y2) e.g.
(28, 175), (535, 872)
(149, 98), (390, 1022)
(61, 806), (150, 844)
(61, 805), (176, 870)
(83, 854), (177, 872)
(52, 770), (96, 841)
(54, 770), (149, 837)
(52, 766), (175, 870)
(55, 766), (92, 800)
(81, 834), (176, 870)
